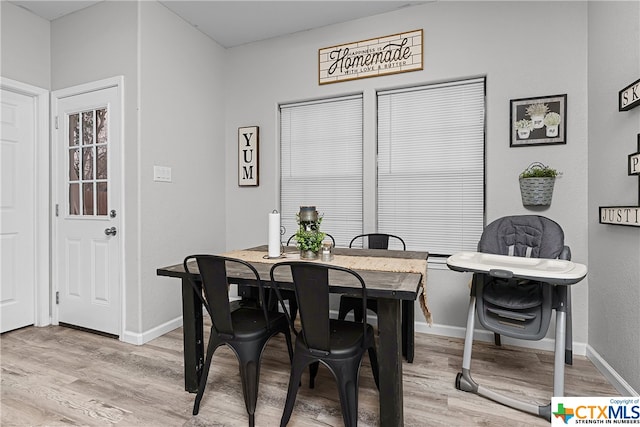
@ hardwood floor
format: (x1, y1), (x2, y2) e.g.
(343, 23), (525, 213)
(1, 323), (619, 426)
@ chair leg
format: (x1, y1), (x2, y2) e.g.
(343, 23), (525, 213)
(193, 334), (219, 415)
(289, 298), (298, 323)
(565, 288), (573, 365)
(238, 354), (261, 426)
(352, 304), (364, 323)
(367, 345), (380, 390)
(280, 354), (307, 427)
(494, 333), (501, 346)
(332, 358), (361, 427)
(309, 361), (319, 388)
(283, 329), (294, 363)
(338, 297), (367, 322)
(338, 297), (351, 320)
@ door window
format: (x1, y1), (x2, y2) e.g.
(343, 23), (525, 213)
(68, 108), (108, 216)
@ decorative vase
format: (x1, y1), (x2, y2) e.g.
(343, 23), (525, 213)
(300, 250), (319, 260)
(296, 206), (322, 259)
(546, 125), (559, 137)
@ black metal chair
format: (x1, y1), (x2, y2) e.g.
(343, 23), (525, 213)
(348, 233), (406, 251)
(338, 233), (415, 362)
(270, 261), (379, 427)
(184, 255), (293, 426)
(279, 232), (335, 321)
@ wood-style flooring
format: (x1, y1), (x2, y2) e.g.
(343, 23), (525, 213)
(1, 322), (619, 426)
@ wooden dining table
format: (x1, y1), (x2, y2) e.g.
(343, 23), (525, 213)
(157, 245), (428, 426)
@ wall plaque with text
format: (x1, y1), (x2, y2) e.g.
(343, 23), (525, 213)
(619, 78), (640, 111)
(318, 29), (423, 85)
(238, 126), (259, 187)
(599, 134), (640, 227)
(599, 206), (640, 227)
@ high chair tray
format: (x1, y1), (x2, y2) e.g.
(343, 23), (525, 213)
(446, 251), (587, 285)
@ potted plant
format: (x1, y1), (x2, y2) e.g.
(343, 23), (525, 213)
(518, 162), (561, 206)
(514, 118), (533, 139)
(294, 206), (325, 259)
(525, 102), (550, 129)
(543, 112), (561, 137)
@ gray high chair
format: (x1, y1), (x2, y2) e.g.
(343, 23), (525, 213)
(447, 215), (587, 421)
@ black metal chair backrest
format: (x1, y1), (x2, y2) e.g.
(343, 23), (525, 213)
(349, 233), (406, 250)
(286, 233), (336, 247)
(270, 261), (368, 353)
(184, 255), (269, 338)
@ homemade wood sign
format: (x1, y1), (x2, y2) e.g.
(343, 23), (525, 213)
(318, 29), (423, 85)
(238, 126), (258, 187)
(619, 78), (640, 111)
(599, 134), (640, 227)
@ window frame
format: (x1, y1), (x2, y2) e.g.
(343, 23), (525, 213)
(375, 77), (487, 256)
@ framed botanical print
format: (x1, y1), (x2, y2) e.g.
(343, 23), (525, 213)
(510, 94), (567, 147)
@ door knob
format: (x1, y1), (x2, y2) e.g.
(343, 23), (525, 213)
(104, 227), (117, 236)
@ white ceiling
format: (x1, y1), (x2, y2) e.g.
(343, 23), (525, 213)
(10, 1), (427, 48)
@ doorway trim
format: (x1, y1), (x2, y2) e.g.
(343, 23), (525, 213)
(50, 76), (125, 338)
(0, 77), (50, 327)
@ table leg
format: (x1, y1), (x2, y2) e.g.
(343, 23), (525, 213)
(401, 300), (414, 363)
(180, 277), (204, 393)
(376, 298), (404, 426)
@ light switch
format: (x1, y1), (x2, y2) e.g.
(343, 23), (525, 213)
(153, 166), (172, 182)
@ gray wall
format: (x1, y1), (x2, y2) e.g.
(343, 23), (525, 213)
(138, 1), (227, 332)
(587, 1), (640, 394)
(222, 1), (591, 347)
(0, 2), (50, 89)
(49, 1), (227, 337)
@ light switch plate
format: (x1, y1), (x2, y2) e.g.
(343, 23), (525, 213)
(153, 166), (172, 182)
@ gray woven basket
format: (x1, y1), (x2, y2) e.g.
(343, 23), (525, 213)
(519, 177), (555, 206)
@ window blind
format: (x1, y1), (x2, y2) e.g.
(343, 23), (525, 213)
(280, 95), (363, 247)
(377, 78), (485, 255)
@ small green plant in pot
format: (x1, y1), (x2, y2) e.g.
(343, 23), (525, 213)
(519, 162), (561, 206)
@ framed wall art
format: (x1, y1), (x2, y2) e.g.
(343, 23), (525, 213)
(510, 94), (567, 147)
(238, 126), (259, 187)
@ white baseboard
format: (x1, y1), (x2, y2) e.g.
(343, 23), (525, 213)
(121, 316), (183, 345)
(586, 345), (639, 396)
(414, 320), (587, 356)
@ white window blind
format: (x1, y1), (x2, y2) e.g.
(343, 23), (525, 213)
(280, 95), (363, 247)
(377, 78), (485, 255)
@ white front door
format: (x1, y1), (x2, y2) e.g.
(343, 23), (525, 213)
(1, 89), (36, 333)
(52, 80), (122, 336)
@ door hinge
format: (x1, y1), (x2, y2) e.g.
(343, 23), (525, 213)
(55, 116), (59, 129)
(56, 291), (59, 305)
(55, 204), (59, 217)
